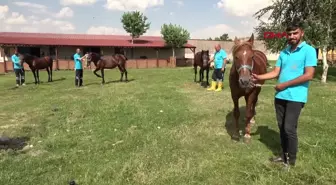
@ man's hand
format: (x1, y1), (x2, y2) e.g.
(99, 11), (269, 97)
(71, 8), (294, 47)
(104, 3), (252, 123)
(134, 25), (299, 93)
(274, 83), (287, 91)
(221, 67), (225, 72)
(251, 73), (259, 82)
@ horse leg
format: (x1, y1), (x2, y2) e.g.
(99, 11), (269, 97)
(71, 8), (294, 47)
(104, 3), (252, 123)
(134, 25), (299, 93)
(194, 65), (197, 82)
(199, 68), (203, 84)
(117, 65), (124, 82)
(36, 70), (40, 84)
(46, 68), (50, 82)
(232, 96), (240, 141)
(243, 95), (255, 143)
(101, 68), (105, 84)
(124, 68), (128, 82)
(50, 66), (53, 82)
(206, 67), (210, 86)
(32, 69), (37, 84)
(93, 68), (102, 78)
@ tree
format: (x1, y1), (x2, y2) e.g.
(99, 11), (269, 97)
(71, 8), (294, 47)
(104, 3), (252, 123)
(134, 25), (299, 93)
(121, 11), (150, 44)
(160, 23), (190, 57)
(254, 0), (336, 83)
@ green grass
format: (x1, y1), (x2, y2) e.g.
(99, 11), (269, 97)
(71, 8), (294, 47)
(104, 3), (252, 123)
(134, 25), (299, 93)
(0, 65), (336, 185)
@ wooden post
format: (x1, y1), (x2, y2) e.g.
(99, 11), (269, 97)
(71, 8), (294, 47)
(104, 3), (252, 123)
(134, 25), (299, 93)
(156, 48), (159, 68)
(55, 46), (59, 70)
(1, 46), (7, 73)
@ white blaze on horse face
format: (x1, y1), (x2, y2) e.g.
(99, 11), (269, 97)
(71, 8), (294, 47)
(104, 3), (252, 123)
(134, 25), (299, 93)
(243, 50), (246, 56)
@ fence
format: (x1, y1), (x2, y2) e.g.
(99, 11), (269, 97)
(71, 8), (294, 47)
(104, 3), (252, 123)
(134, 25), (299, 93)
(0, 57), (194, 73)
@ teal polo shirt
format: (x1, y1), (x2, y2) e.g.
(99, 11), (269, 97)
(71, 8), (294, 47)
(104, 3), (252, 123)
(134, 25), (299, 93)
(11, 54), (22, 69)
(73, 53), (83, 70)
(275, 41), (317, 103)
(214, 49), (227, 69)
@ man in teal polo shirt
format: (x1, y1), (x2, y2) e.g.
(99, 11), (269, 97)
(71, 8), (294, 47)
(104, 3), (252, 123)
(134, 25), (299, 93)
(73, 48), (87, 87)
(252, 21), (317, 170)
(207, 44), (227, 91)
(11, 49), (25, 87)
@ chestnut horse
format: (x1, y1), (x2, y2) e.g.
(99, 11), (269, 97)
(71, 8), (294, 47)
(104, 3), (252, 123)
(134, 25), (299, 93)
(19, 54), (53, 84)
(86, 52), (128, 84)
(193, 50), (210, 86)
(229, 33), (267, 142)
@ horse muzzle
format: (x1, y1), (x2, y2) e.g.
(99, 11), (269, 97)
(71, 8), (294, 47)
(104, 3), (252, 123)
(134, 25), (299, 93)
(239, 76), (251, 88)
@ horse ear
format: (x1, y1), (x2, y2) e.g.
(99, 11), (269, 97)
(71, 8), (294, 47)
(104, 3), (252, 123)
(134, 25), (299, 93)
(248, 33), (254, 44)
(234, 37), (240, 45)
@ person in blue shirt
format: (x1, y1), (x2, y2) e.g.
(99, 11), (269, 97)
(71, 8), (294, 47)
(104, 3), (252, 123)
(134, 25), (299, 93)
(73, 48), (87, 87)
(11, 49), (25, 87)
(252, 21), (317, 169)
(207, 44), (227, 91)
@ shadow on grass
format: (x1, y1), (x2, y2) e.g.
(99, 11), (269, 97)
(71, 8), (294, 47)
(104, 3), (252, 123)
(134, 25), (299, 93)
(25, 77), (66, 85)
(85, 79), (135, 86)
(225, 106), (281, 155)
(0, 136), (30, 151)
(251, 126), (281, 156)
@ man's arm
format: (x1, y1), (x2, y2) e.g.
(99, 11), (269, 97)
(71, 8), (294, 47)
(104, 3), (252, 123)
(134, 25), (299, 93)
(281, 48), (317, 87)
(255, 55), (282, 80)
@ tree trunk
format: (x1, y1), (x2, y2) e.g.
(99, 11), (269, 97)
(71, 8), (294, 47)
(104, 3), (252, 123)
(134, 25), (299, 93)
(131, 38), (134, 44)
(321, 46), (329, 83)
(172, 47), (175, 57)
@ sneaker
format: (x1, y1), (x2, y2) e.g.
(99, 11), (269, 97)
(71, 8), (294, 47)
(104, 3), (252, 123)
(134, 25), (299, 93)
(22, 83), (26, 86)
(16, 84), (19, 87)
(269, 156), (285, 163)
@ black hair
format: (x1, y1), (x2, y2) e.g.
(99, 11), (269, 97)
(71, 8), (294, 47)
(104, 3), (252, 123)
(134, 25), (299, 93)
(286, 20), (304, 32)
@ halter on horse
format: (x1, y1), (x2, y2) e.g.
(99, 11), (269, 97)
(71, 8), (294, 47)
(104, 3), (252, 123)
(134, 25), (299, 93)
(229, 33), (267, 142)
(194, 50), (210, 86)
(86, 52), (128, 84)
(19, 54), (53, 84)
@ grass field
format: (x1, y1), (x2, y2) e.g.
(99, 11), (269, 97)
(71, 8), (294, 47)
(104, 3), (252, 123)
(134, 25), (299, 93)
(1, 64), (336, 185)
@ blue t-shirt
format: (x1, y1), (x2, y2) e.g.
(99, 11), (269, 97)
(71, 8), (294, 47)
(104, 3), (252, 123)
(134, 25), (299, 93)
(11, 54), (22, 69)
(214, 49), (227, 69)
(73, 53), (82, 70)
(275, 41), (317, 103)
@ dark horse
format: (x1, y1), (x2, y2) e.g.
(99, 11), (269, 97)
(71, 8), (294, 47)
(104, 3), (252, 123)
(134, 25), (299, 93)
(86, 52), (128, 84)
(229, 33), (267, 142)
(194, 50), (210, 86)
(19, 54), (53, 84)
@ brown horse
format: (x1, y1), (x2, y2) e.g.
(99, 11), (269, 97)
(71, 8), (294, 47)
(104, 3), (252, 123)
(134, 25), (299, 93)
(229, 33), (267, 142)
(194, 50), (210, 86)
(19, 54), (53, 84)
(86, 52), (128, 84)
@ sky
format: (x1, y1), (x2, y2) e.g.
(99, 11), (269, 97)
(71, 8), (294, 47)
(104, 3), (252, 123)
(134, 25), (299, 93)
(0, 0), (272, 39)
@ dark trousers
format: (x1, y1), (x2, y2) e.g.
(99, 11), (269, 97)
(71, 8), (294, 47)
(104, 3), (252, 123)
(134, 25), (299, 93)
(14, 69), (25, 85)
(212, 68), (224, 81)
(75, 69), (83, 87)
(274, 98), (304, 164)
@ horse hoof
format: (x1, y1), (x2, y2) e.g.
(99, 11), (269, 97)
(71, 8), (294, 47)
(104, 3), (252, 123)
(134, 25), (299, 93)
(231, 134), (240, 141)
(243, 134), (251, 143)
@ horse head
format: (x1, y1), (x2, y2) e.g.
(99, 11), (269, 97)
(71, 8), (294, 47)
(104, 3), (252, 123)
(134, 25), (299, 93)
(19, 53), (33, 67)
(86, 52), (100, 66)
(201, 50), (210, 67)
(232, 33), (255, 89)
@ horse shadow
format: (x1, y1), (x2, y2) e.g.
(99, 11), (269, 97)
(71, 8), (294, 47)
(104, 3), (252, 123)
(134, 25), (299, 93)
(26, 77), (66, 85)
(85, 79), (135, 86)
(224, 106), (280, 155)
(251, 126), (281, 156)
(0, 136), (30, 151)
